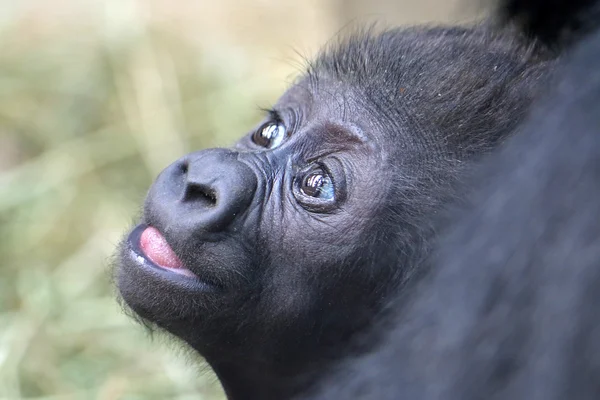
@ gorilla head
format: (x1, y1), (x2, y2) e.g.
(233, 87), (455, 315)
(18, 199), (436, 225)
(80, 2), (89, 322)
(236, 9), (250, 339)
(116, 26), (552, 398)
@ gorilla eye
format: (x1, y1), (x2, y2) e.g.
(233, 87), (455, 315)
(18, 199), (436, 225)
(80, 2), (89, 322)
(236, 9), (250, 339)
(293, 161), (345, 212)
(301, 167), (334, 200)
(252, 122), (286, 149)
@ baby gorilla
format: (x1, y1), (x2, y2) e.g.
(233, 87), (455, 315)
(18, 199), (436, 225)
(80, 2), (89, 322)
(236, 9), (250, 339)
(116, 25), (553, 399)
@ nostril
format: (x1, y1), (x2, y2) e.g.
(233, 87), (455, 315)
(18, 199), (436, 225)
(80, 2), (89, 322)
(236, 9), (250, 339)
(183, 184), (217, 207)
(179, 160), (189, 174)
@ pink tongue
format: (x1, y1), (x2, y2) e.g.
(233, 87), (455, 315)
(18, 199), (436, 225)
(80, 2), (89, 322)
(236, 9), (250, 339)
(140, 226), (184, 269)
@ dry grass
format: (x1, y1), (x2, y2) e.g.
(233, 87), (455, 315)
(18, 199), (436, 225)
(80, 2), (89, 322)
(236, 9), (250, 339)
(0, 1), (299, 398)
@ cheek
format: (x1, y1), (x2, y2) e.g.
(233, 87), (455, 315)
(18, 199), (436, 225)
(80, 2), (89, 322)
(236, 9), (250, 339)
(261, 212), (367, 275)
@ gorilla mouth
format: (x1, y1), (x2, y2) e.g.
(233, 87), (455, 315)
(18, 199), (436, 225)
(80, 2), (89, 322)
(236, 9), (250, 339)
(128, 225), (197, 278)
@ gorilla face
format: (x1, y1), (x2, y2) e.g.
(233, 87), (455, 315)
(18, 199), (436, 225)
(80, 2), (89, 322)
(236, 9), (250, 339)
(116, 26), (553, 398)
(118, 79), (397, 358)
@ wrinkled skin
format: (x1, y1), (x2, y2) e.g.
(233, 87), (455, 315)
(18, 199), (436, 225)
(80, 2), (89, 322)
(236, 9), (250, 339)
(116, 25), (554, 399)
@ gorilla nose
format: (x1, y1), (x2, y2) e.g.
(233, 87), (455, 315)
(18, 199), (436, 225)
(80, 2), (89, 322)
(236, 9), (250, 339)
(180, 149), (258, 231)
(147, 148), (258, 234)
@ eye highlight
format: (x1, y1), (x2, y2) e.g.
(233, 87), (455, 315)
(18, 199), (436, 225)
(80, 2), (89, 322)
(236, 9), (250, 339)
(293, 160), (346, 213)
(252, 121), (286, 149)
(301, 168), (334, 200)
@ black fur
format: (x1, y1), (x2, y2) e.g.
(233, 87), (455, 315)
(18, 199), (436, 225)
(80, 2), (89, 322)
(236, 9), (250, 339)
(305, 1), (600, 398)
(115, 21), (555, 400)
(497, 0), (600, 43)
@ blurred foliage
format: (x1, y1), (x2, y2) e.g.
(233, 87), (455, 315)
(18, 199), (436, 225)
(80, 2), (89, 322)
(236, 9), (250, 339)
(0, 3), (284, 399)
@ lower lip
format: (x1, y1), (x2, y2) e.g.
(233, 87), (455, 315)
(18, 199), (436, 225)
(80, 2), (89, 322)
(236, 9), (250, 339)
(127, 224), (198, 279)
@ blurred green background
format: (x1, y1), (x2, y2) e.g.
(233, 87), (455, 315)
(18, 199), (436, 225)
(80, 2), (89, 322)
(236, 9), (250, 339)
(0, 0), (479, 399)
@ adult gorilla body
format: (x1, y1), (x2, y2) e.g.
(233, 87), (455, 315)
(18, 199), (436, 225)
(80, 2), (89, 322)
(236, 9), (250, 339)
(306, 1), (600, 399)
(116, 24), (552, 399)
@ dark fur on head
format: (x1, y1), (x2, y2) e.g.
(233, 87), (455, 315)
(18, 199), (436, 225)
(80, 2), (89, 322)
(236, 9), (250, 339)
(312, 24), (552, 157)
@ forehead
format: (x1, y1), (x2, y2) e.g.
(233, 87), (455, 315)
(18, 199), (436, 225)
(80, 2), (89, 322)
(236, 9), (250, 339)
(274, 76), (387, 143)
(275, 77), (356, 115)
